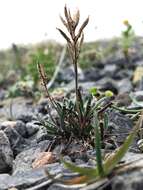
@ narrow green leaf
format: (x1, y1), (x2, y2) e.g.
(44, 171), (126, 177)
(93, 112), (105, 177)
(103, 113), (108, 129)
(94, 97), (107, 110)
(62, 159), (98, 178)
(84, 95), (92, 118)
(103, 114), (143, 175)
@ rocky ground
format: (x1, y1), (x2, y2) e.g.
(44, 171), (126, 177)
(1, 39), (143, 190)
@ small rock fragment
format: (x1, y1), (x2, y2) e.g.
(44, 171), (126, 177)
(0, 130), (13, 173)
(32, 152), (56, 168)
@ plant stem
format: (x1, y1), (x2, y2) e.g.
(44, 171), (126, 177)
(111, 105), (143, 114)
(73, 42), (79, 100)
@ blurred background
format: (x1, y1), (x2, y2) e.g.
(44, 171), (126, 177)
(1, 0), (143, 110)
(0, 0), (143, 49)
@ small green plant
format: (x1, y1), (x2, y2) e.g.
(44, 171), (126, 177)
(89, 87), (114, 98)
(39, 93), (95, 140)
(42, 6), (143, 187)
(28, 46), (56, 85)
(121, 20), (135, 62)
(7, 78), (35, 98)
(37, 6), (102, 141)
(38, 55), (113, 141)
(58, 113), (143, 185)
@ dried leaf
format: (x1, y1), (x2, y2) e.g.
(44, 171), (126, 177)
(64, 5), (72, 32)
(57, 28), (71, 44)
(76, 16), (89, 42)
(67, 43), (74, 62)
(78, 33), (84, 54)
(37, 61), (47, 83)
(64, 5), (69, 21)
(32, 152), (56, 168)
(60, 15), (68, 29)
(73, 9), (80, 29)
(68, 8), (74, 25)
(64, 175), (90, 185)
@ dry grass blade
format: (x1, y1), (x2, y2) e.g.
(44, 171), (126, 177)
(37, 61), (57, 109)
(37, 61), (47, 86)
(64, 5), (69, 21)
(64, 176), (90, 185)
(64, 5), (72, 33)
(68, 9), (74, 25)
(59, 15), (68, 28)
(78, 33), (84, 56)
(76, 17), (89, 42)
(56, 28), (71, 44)
(73, 9), (80, 29)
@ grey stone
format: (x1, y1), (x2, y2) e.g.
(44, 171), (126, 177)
(111, 170), (143, 190)
(36, 99), (49, 115)
(14, 120), (27, 137)
(132, 91), (143, 101)
(4, 126), (29, 155)
(26, 122), (39, 137)
(117, 78), (132, 94)
(0, 120), (27, 137)
(83, 68), (103, 81)
(0, 162), (65, 190)
(48, 184), (79, 190)
(108, 111), (133, 144)
(30, 126), (49, 143)
(0, 97), (35, 121)
(95, 77), (118, 94)
(0, 89), (6, 100)
(17, 113), (36, 123)
(103, 64), (117, 76)
(64, 80), (97, 94)
(0, 167), (48, 190)
(57, 66), (84, 83)
(13, 140), (51, 175)
(0, 130), (13, 173)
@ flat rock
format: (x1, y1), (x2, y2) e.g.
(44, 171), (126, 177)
(4, 126), (29, 156)
(0, 130), (13, 173)
(13, 140), (51, 175)
(0, 97), (35, 122)
(32, 152), (56, 169)
(0, 163), (64, 190)
(0, 120), (27, 137)
(108, 111), (133, 144)
(0, 167), (48, 190)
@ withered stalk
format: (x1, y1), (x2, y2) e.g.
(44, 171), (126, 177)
(57, 5), (89, 101)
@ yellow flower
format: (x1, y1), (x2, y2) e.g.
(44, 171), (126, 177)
(123, 20), (129, 26)
(105, 90), (114, 97)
